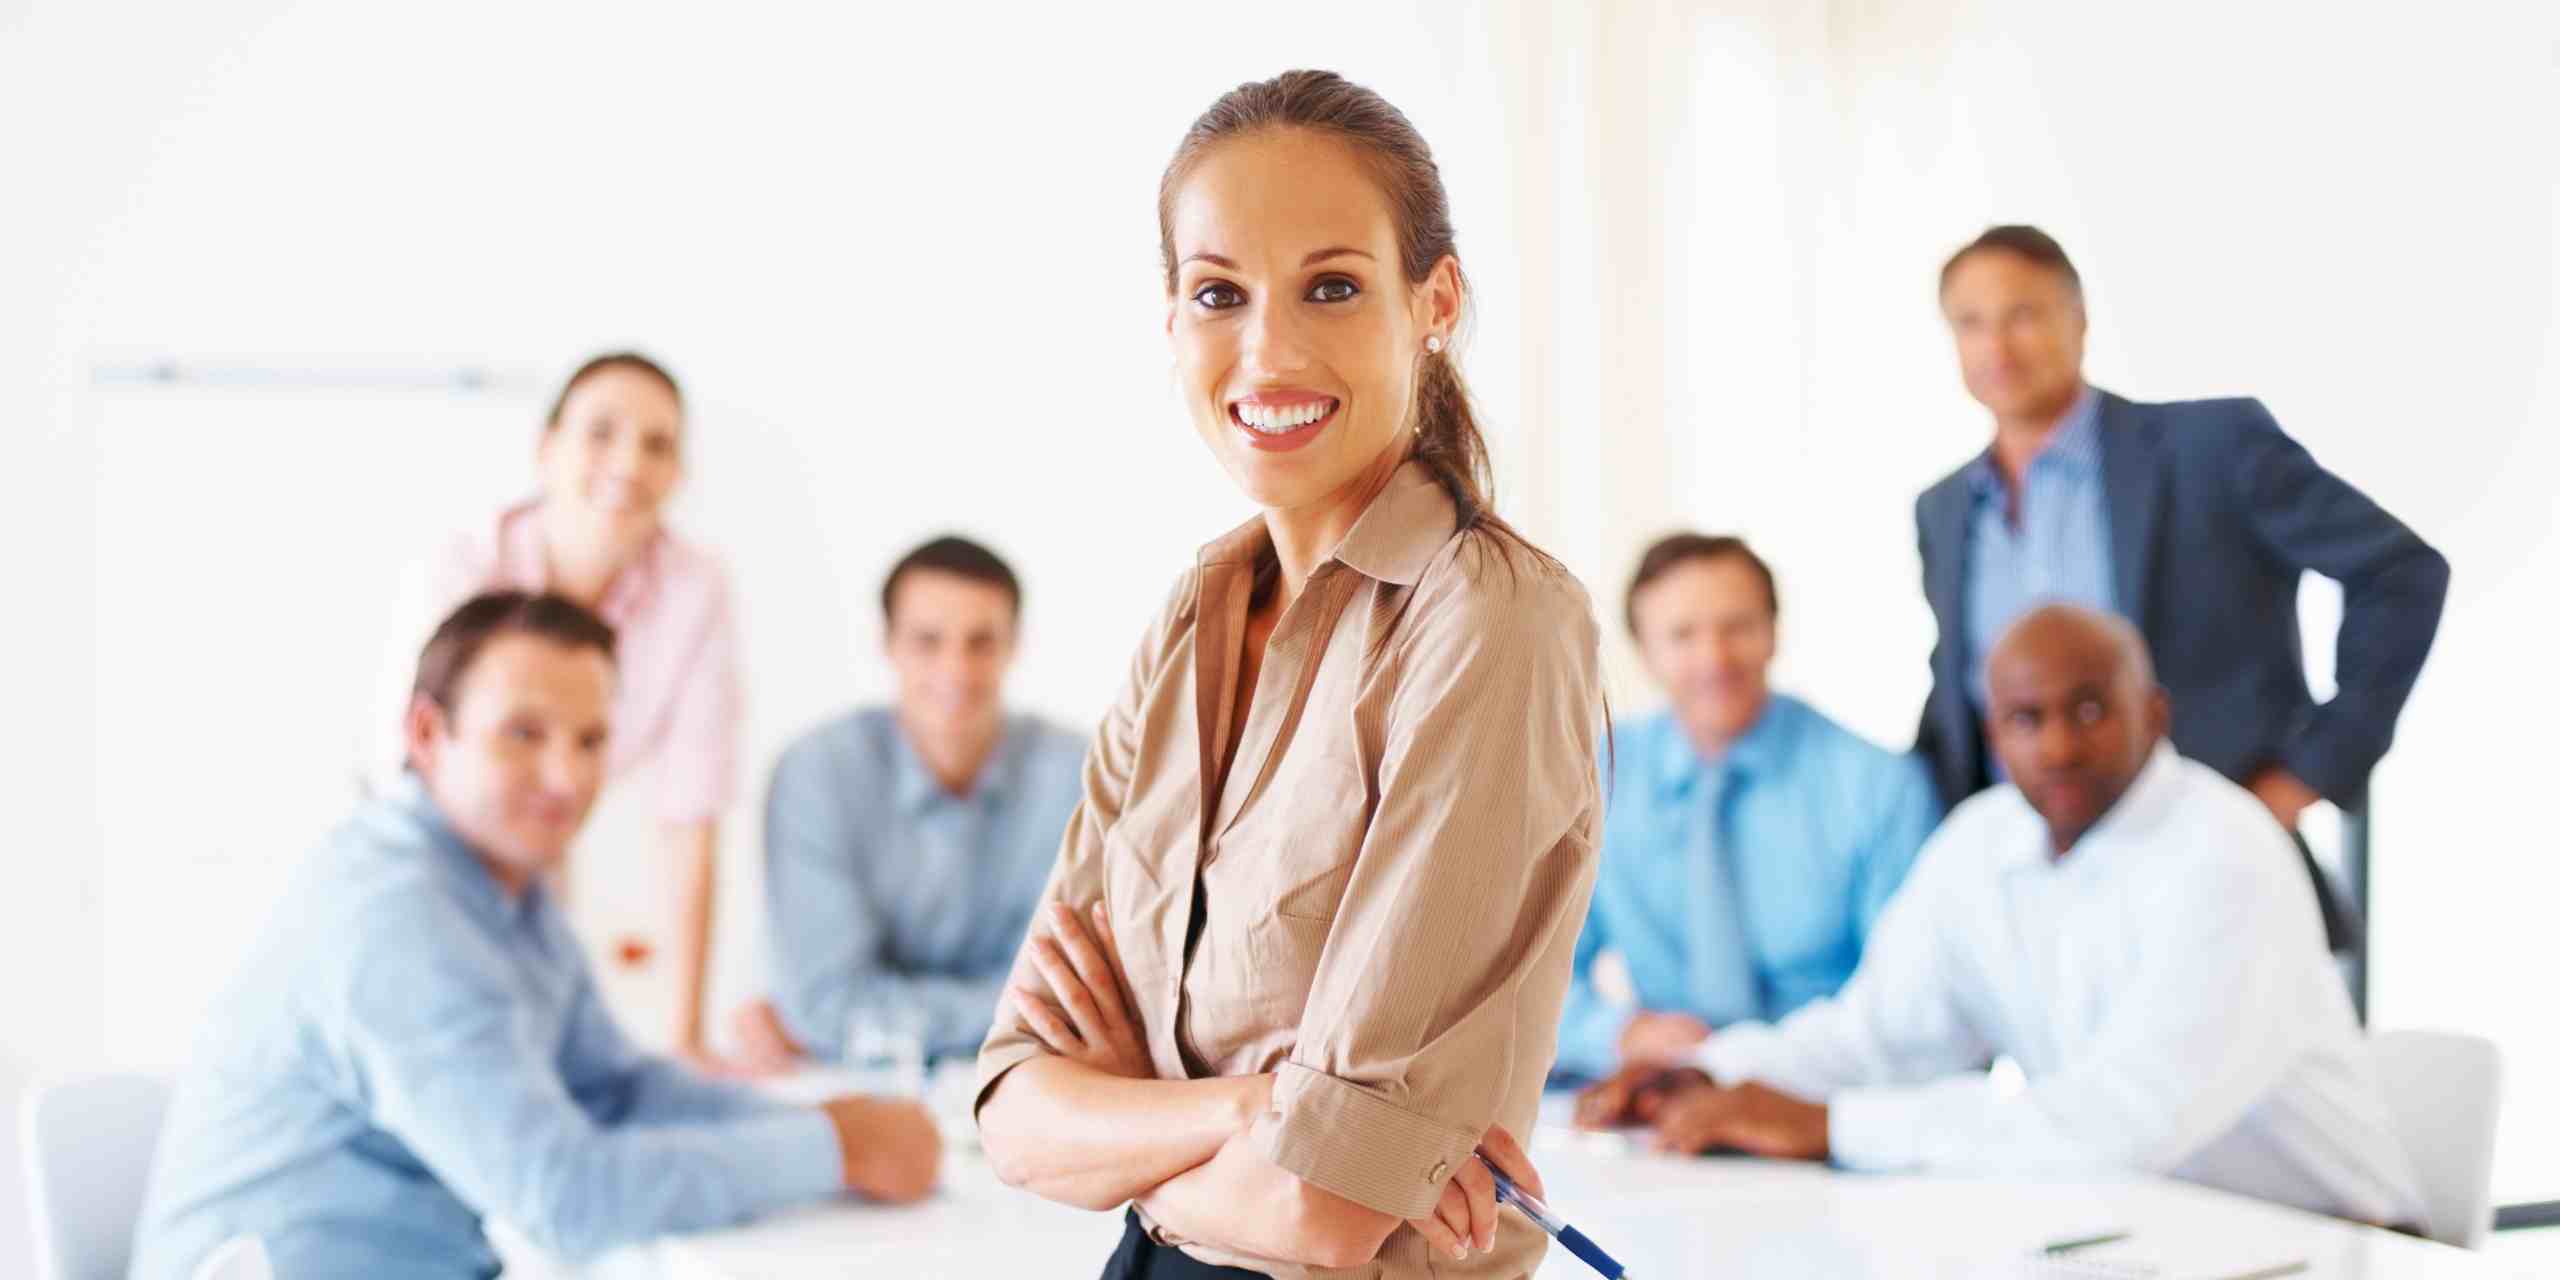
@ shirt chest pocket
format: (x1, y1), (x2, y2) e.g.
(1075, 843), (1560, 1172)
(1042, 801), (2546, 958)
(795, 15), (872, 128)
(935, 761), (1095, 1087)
(1224, 735), (1371, 1028)
(1238, 862), (1353, 1031)
(1228, 808), (1372, 1029)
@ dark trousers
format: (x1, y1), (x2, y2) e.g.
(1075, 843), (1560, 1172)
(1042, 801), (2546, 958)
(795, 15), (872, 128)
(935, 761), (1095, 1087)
(1101, 1210), (1270, 1279)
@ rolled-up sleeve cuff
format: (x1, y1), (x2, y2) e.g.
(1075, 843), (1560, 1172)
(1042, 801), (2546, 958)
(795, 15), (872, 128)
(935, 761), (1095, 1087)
(729, 1108), (846, 1209)
(1254, 1062), (1480, 1220)
(972, 1039), (1045, 1119)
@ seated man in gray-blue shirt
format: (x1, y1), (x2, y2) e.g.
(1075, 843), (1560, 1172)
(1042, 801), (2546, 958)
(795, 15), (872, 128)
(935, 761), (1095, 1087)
(131, 592), (940, 1280)
(1558, 534), (1941, 1083)
(727, 536), (1086, 1070)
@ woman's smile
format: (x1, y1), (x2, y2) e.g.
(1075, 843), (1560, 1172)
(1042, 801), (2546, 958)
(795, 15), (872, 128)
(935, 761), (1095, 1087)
(1228, 390), (1343, 453)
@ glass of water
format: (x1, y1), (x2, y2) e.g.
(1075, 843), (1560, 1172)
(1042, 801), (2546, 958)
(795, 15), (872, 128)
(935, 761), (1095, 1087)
(844, 994), (928, 1097)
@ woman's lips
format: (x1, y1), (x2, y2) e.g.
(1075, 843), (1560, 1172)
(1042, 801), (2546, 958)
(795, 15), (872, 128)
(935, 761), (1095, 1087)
(1228, 396), (1341, 454)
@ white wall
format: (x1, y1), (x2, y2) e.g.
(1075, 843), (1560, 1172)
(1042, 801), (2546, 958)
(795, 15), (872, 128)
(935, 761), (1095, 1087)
(8, 0), (1562, 1056)
(5, 0), (2555, 1252)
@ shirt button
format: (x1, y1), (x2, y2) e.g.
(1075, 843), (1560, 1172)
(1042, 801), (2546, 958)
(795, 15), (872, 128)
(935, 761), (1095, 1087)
(1426, 1159), (1449, 1183)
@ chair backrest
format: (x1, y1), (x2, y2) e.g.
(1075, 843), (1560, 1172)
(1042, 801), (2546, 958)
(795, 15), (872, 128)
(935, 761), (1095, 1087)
(2370, 1029), (2504, 1248)
(18, 1073), (171, 1280)
(190, 1235), (274, 1280)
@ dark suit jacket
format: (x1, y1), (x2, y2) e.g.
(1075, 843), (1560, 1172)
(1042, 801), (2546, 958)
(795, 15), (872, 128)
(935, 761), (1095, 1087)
(1915, 391), (2449, 813)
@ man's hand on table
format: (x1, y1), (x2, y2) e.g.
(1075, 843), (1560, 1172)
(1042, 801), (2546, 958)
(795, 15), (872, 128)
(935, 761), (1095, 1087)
(1577, 1066), (1830, 1161)
(1573, 1064), (1711, 1129)
(822, 1095), (943, 1203)
(1648, 1081), (1829, 1161)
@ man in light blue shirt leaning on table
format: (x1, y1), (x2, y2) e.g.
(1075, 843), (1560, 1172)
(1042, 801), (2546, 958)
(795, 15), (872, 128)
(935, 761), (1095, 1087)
(131, 591), (941, 1280)
(1556, 532), (1941, 1080)
(727, 536), (1085, 1071)
(1577, 604), (2426, 1231)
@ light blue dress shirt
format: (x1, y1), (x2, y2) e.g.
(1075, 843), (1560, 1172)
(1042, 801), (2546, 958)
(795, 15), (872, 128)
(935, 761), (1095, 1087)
(764, 708), (1086, 1063)
(1555, 696), (1941, 1078)
(1964, 385), (2118, 736)
(130, 777), (843, 1280)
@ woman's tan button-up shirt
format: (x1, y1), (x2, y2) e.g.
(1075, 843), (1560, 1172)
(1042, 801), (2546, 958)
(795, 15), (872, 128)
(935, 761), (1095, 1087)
(977, 464), (1605, 1279)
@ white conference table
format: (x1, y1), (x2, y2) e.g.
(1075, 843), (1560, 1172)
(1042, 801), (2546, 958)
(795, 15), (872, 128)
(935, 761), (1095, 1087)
(647, 1073), (2516, 1279)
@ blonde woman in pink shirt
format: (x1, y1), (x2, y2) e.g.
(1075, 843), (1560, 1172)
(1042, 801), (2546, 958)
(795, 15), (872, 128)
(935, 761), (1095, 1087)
(375, 352), (742, 1066)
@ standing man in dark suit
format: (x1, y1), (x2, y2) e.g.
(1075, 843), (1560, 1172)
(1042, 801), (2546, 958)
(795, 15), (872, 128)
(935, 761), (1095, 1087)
(1912, 225), (2448, 963)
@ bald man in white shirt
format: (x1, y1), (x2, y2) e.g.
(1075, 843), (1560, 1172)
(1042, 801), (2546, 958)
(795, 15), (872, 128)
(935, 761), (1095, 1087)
(1576, 604), (2426, 1229)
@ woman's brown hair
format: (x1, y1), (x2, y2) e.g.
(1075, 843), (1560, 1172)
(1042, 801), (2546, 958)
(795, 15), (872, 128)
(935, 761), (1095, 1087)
(1157, 69), (1554, 570)
(544, 351), (684, 433)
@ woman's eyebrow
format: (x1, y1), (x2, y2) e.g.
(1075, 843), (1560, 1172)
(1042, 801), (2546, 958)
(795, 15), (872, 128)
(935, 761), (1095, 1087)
(1177, 247), (1378, 269)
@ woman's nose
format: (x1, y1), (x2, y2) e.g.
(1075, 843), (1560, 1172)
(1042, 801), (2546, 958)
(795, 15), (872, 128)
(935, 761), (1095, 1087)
(1240, 303), (1311, 374)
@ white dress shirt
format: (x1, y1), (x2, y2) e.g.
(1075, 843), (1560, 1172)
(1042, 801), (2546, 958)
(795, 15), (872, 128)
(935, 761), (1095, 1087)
(1696, 744), (2427, 1229)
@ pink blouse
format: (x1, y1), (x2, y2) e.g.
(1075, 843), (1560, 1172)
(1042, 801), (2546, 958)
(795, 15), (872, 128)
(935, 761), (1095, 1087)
(379, 498), (742, 825)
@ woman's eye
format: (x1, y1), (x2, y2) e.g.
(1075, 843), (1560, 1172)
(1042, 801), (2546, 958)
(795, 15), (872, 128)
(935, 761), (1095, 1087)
(1308, 276), (1360, 303)
(1192, 282), (1245, 310)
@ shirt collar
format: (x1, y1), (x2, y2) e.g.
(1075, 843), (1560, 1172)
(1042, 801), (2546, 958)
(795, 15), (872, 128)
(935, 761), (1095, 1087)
(889, 716), (1024, 816)
(2043, 385), (2105, 472)
(1997, 739), (2184, 869)
(1194, 460), (1458, 589)
(377, 772), (546, 927)
(1965, 383), (2104, 501)
(497, 498), (666, 621)
(1650, 696), (1795, 797)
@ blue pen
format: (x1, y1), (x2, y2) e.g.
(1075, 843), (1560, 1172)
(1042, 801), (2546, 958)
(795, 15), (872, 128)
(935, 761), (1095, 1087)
(1476, 1151), (1632, 1278)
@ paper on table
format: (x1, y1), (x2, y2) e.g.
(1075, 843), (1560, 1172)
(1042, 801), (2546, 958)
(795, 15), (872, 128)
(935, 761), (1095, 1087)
(2003, 1233), (2309, 1280)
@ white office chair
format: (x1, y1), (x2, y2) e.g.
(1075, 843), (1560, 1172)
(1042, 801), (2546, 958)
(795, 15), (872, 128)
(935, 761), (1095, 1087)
(2370, 1029), (2504, 1248)
(190, 1235), (274, 1280)
(19, 1072), (171, 1280)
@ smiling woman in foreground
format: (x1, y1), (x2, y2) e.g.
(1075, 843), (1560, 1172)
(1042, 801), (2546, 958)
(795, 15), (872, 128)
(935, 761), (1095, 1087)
(971, 69), (1607, 1279)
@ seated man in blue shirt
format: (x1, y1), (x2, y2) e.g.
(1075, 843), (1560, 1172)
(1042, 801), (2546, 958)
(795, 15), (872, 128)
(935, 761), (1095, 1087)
(1572, 606), (2426, 1230)
(131, 592), (941, 1280)
(727, 536), (1086, 1070)
(1555, 533), (1940, 1080)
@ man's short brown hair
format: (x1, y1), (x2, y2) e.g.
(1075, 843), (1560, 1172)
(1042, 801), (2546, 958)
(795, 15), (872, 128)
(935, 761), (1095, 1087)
(1939, 224), (2082, 298)
(412, 591), (617, 712)
(881, 535), (1022, 627)
(1624, 533), (1778, 636)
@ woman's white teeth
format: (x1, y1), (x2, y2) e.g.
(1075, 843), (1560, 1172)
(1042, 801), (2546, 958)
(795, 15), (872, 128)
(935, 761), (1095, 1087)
(1236, 399), (1335, 432)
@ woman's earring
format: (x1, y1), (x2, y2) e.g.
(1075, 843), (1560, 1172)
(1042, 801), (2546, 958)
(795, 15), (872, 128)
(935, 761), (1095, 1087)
(1424, 334), (1444, 355)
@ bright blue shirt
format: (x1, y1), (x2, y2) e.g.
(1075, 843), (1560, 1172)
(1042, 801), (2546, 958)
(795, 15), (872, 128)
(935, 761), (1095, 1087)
(130, 778), (844, 1280)
(764, 708), (1086, 1063)
(1964, 385), (2118, 737)
(1555, 696), (1941, 1078)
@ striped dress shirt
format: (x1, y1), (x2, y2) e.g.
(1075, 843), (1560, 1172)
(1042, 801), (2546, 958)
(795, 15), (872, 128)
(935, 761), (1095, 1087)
(977, 462), (1607, 1279)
